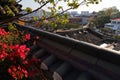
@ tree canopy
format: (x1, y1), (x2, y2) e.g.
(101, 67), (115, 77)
(89, 6), (120, 28)
(0, 0), (102, 25)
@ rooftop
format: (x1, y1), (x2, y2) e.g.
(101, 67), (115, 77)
(13, 23), (120, 80)
(111, 18), (120, 21)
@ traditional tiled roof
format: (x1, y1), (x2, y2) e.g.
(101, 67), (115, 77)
(56, 28), (103, 45)
(15, 24), (120, 80)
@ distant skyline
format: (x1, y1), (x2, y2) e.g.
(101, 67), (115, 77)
(20, 0), (120, 13)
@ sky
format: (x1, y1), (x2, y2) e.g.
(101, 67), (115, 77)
(20, 0), (120, 13)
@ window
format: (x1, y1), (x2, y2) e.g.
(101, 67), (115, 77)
(117, 22), (120, 24)
(112, 21), (116, 24)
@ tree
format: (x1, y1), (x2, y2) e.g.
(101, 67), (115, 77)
(110, 11), (120, 19)
(97, 16), (110, 27)
(97, 6), (120, 18)
(104, 6), (119, 18)
(89, 6), (120, 29)
(89, 15), (110, 28)
(0, 0), (102, 25)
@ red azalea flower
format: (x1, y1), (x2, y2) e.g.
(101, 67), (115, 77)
(24, 34), (31, 41)
(36, 36), (39, 40)
(9, 45), (15, 49)
(26, 48), (30, 52)
(2, 43), (7, 48)
(8, 45), (30, 60)
(0, 50), (8, 61)
(33, 40), (36, 45)
(0, 28), (8, 36)
(8, 65), (28, 79)
(17, 45), (26, 53)
(23, 60), (29, 65)
(8, 52), (16, 61)
(16, 45), (30, 60)
(0, 27), (40, 79)
(19, 52), (26, 60)
(21, 68), (28, 77)
(14, 44), (19, 50)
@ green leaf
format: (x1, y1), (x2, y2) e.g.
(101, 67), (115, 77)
(34, 0), (39, 2)
(48, 0), (54, 3)
(25, 7), (32, 13)
(43, 10), (46, 16)
(58, 6), (63, 10)
(31, 16), (39, 21)
(4, 5), (15, 16)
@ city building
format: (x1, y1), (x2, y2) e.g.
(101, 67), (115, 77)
(67, 11), (96, 25)
(81, 11), (90, 16)
(105, 18), (120, 33)
(69, 17), (82, 24)
(79, 11), (96, 25)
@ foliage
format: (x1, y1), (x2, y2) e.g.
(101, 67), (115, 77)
(31, 0), (101, 28)
(0, 0), (101, 27)
(101, 27), (113, 32)
(115, 35), (120, 39)
(0, 24), (40, 80)
(88, 6), (120, 28)
(25, 7), (32, 13)
(39, 21), (81, 31)
(97, 6), (120, 18)
(56, 23), (81, 29)
(89, 15), (110, 28)
(89, 6), (120, 29)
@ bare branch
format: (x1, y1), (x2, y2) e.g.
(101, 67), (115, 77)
(17, 0), (22, 3)
(23, 1), (49, 16)
(13, 0), (87, 23)
(39, 0), (87, 20)
(0, 1), (49, 25)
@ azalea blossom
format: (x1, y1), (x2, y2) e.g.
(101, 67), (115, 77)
(0, 27), (39, 80)
(8, 65), (28, 79)
(0, 50), (8, 61)
(0, 28), (8, 36)
(24, 34), (31, 41)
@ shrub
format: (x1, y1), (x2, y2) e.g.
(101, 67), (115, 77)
(0, 24), (40, 80)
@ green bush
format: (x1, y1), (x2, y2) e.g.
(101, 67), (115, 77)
(115, 35), (120, 39)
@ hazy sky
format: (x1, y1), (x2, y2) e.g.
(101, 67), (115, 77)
(20, 0), (120, 13)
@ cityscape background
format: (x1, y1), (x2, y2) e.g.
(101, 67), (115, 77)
(19, 0), (120, 13)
